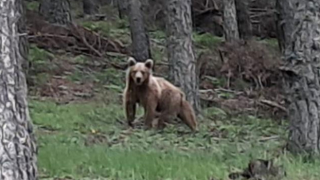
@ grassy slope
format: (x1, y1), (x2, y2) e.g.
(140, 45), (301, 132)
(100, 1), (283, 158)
(31, 99), (320, 180)
(26, 1), (320, 180)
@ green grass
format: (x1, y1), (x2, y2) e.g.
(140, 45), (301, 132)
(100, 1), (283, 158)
(28, 44), (55, 70)
(193, 33), (223, 49)
(81, 21), (113, 37)
(29, 99), (320, 180)
(27, 44), (57, 90)
(260, 38), (279, 49)
(79, 20), (131, 45)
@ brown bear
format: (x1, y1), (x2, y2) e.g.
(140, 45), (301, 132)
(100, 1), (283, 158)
(123, 57), (198, 131)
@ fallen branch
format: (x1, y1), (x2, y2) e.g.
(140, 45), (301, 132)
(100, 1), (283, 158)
(258, 99), (287, 113)
(76, 26), (103, 57)
(214, 88), (244, 95)
(26, 10), (129, 58)
(258, 135), (280, 142)
(110, 62), (127, 70)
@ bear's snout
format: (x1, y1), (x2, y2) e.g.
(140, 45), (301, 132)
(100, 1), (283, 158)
(134, 71), (144, 85)
(136, 77), (141, 83)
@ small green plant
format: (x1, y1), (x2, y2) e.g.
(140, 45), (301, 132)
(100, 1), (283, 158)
(26, 1), (39, 11)
(260, 38), (280, 51)
(27, 45), (55, 88)
(95, 68), (124, 86)
(29, 44), (54, 66)
(81, 21), (112, 36)
(151, 46), (165, 62)
(73, 55), (89, 65)
(116, 18), (130, 29)
(150, 30), (166, 40)
(193, 33), (223, 48)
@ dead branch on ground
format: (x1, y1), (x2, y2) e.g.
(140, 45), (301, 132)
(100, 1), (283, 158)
(26, 10), (129, 58)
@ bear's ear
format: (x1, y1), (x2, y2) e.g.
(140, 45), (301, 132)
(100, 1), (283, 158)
(145, 59), (154, 69)
(127, 57), (137, 67)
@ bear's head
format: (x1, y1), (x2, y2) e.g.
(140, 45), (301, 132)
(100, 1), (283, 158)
(127, 57), (154, 86)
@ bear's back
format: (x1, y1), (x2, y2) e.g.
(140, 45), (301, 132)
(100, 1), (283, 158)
(153, 77), (182, 93)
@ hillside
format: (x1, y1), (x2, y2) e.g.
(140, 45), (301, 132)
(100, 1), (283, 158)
(25, 1), (320, 180)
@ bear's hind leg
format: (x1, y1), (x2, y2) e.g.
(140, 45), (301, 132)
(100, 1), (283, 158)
(157, 89), (180, 129)
(143, 96), (159, 130)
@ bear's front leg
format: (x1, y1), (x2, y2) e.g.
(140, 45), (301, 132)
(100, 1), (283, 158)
(125, 99), (136, 127)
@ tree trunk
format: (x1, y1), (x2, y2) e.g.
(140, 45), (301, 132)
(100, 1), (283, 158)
(117, 0), (129, 19)
(128, 0), (151, 62)
(235, 0), (252, 40)
(165, 0), (201, 114)
(275, 0), (295, 53)
(0, 0), (38, 179)
(281, 0), (320, 154)
(39, 0), (72, 26)
(222, 0), (239, 42)
(83, 0), (99, 15)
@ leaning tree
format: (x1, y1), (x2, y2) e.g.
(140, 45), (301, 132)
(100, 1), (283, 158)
(0, 0), (38, 179)
(280, 0), (320, 154)
(164, 0), (200, 114)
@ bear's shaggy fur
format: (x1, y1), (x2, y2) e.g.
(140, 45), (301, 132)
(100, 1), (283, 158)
(123, 57), (198, 131)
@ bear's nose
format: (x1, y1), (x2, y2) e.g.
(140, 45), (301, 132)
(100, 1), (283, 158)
(136, 77), (141, 83)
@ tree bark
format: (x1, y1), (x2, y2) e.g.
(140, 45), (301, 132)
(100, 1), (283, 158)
(281, 0), (320, 154)
(222, 0), (239, 42)
(165, 0), (201, 114)
(275, 0), (295, 53)
(0, 0), (38, 179)
(128, 0), (151, 62)
(39, 0), (72, 26)
(235, 0), (252, 40)
(83, 0), (99, 15)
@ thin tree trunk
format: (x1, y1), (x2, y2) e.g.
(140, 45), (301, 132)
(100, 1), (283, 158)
(275, 0), (295, 53)
(39, 0), (72, 26)
(19, 1), (30, 77)
(165, 0), (200, 114)
(0, 0), (38, 179)
(235, 0), (252, 40)
(128, 0), (151, 62)
(222, 0), (239, 42)
(117, 0), (129, 19)
(281, 0), (320, 154)
(83, 0), (99, 16)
